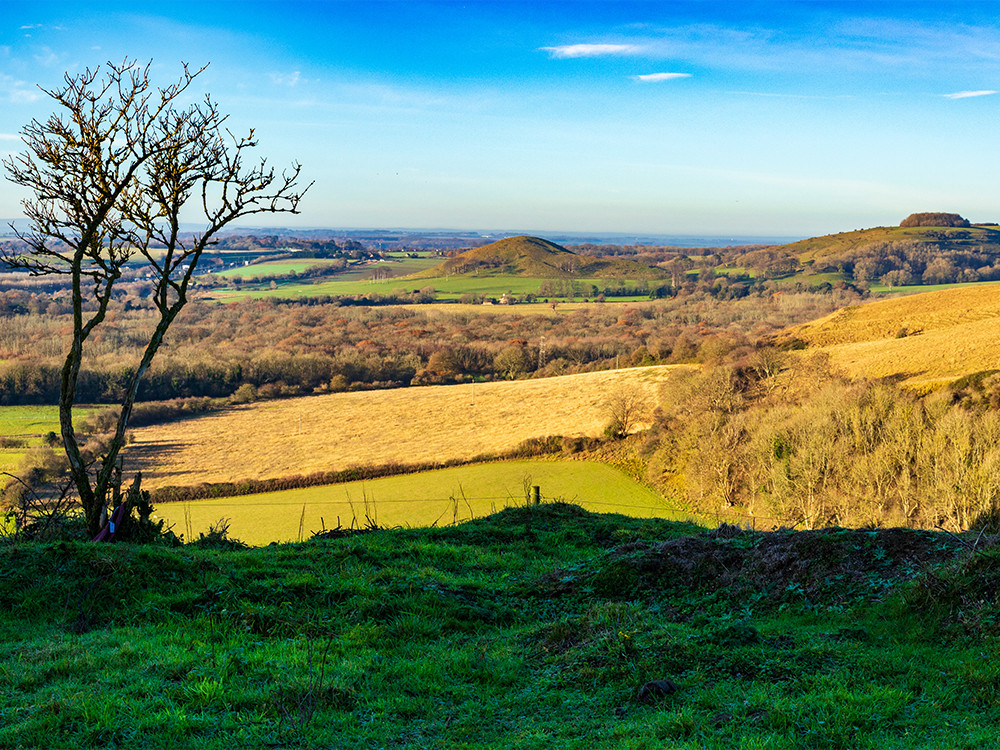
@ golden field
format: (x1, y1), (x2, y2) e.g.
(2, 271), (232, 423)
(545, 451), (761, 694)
(126, 365), (681, 489)
(787, 283), (1000, 387)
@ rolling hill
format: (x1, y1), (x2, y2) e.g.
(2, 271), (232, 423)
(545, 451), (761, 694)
(410, 235), (668, 280)
(781, 224), (1000, 266)
(779, 282), (1000, 388)
(715, 214), (1000, 290)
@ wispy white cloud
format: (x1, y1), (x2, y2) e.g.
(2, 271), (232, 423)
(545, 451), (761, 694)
(269, 71), (302, 87)
(561, 19), (1000, 81)
(943, 89), (997, 99)
(541, 43), (641, 59)
(634, 72), (691, 82)
(32, 46), (59, 68)
(9, 89), (40, 104)
(0, 75), (40, 103)
(0, 134), (21, 141)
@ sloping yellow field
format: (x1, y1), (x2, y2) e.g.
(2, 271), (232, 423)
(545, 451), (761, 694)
(793, 283), (1000, 346)
(126, 365), (680, 489)
(788, 283), (1000, 386)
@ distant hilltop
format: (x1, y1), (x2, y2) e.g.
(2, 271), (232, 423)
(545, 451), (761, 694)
(899, 212), (970, 228)
(409, 235), (668, 280)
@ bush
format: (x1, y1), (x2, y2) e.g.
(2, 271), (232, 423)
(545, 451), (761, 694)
(190, 517), (247, 549)
(604, 420), (626, 440)
(229, 383), (258, 404)
(970, 504), (1000, 534)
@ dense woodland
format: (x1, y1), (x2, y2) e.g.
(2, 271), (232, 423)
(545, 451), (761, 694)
(813, 238), (1000, 286)
(0, 287), (858, 405)
(645, 355), (1000, 532)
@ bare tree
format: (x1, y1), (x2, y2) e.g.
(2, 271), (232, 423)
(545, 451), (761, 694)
(1, 60), (310, 537)
(603, 381), (653, 438)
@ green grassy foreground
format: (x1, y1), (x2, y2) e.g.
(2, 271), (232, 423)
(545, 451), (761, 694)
(2, 504), (999, 749)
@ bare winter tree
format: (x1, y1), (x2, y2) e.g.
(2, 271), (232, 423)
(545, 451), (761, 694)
(1, 60), (310, 537)
(603, 381), (653, 438)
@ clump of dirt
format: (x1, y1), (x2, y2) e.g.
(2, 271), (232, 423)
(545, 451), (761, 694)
(542, 525), (971, 607)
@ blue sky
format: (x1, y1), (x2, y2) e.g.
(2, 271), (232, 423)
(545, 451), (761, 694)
(1, 1), (999, 238)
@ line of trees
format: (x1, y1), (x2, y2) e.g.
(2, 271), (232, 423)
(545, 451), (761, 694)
(819, 239), (1000, 287)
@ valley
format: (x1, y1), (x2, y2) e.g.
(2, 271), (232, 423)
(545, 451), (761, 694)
(5, 11), (1000, 746)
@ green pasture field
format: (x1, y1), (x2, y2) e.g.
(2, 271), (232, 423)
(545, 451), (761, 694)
(332, 256), (442, 280)
(0, 405), (95, 475)
(204, 274), (547, 301)
(0, 405), (61, 475)
(712, 266), (754, 277)
(382, 251), (436, 259)
(204, 273), (655, 303)
(208, 255), (439, 284)
(213, 258), (345, 278)
(154, 460), (694, 545)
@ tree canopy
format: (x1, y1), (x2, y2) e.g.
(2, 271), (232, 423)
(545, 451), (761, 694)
(899, 212), (970, 228)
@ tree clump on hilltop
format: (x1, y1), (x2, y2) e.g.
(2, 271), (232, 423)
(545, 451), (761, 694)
(900, 212), (970, 228)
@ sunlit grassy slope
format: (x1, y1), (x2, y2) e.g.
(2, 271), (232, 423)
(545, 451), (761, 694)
(784, 282), (1000, 387)
(126, 365), (681, 489)
(154, 460), (691, 545)
(4, 507), (994, 749)
(779, 224), (1000, 264)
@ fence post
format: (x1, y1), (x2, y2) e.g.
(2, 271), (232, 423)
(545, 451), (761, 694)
(531, 486), (540, 505)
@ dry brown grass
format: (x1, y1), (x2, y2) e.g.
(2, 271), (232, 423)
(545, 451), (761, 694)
(792, 283), (1000, 346)
(126, 365), (681, 489)
(786, 283), (1000, 387)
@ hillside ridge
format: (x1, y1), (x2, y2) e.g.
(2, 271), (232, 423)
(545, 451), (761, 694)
(777, 224), (1000, 266)
(411, 235), (667, 280)
(780, 282), (1000, 387)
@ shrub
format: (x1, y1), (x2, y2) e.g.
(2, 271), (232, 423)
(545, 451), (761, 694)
(229, 383), (258, 404)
